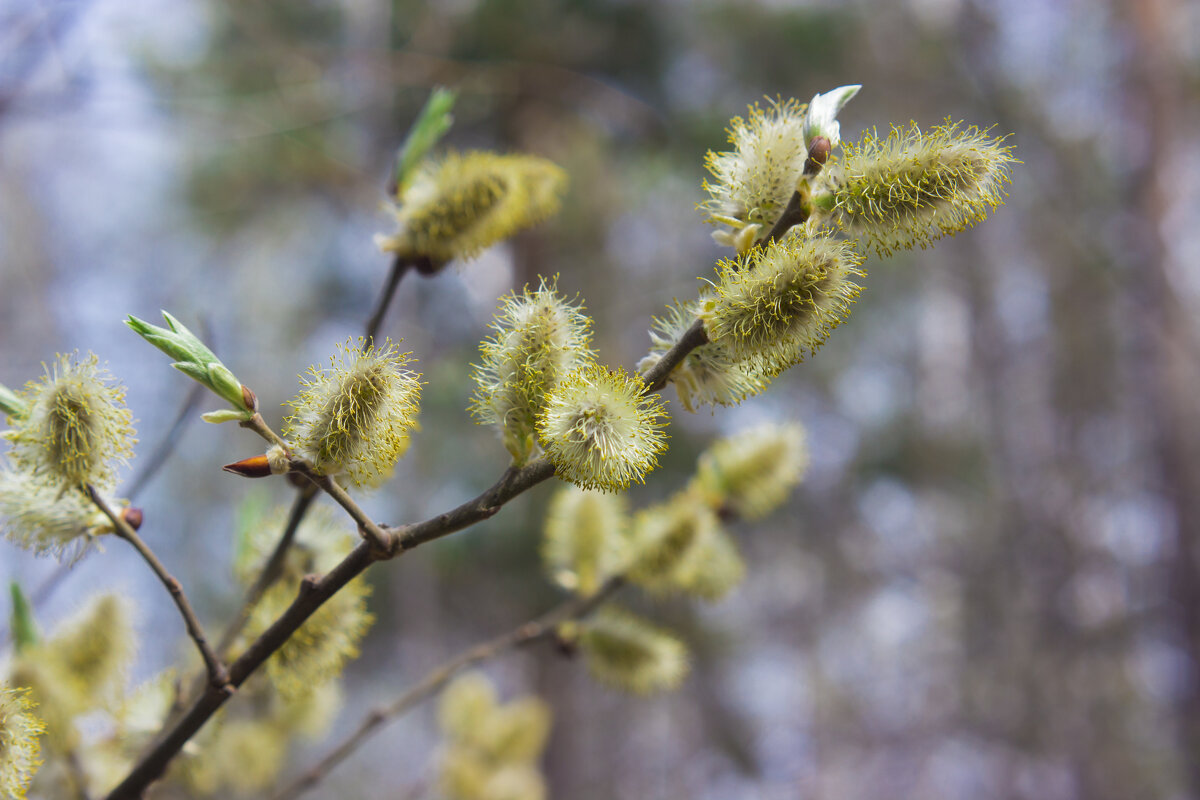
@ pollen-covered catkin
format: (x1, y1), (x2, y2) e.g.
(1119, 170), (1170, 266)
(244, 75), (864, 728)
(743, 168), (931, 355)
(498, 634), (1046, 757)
(283, 337), (420, 488)
(471, 279), (593, 463)
(816, 120), (1016, 256)
(536, 365), (668, 493)
(5, 352), (135, 491)
(701, 236), (864, 376)
(0, 468), (112, 561)
(703, 98), (810, 247)
(377, 151), (567, 263)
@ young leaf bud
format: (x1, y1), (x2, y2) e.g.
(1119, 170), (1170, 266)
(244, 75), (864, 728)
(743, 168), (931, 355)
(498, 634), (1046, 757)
(537, 365), (668, 493)
(816, 120), (1016, 256)
(0, 683), (45, 800)
(5, 353), (135, 491)
(693, 422), (809, 520)
(701, 236), (864, 376)
(283, 337), (421, 488)
(578, 607), (689, 695)
(641, 300), (770, 412)
(8, 582), (38, 652)
(801, 84), (861, 150)
(542, 487), (630, 595)
(470, 279), (594, 464)
(0, 467), (113, 562)
(391, 87), (458, 196)
(377, 151), (567, 264)
(125, 312), (252, 416)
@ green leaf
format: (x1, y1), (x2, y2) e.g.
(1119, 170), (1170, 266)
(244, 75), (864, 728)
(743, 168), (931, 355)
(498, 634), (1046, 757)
(9, 581), (38, 651)
(393, 87), (458, 195)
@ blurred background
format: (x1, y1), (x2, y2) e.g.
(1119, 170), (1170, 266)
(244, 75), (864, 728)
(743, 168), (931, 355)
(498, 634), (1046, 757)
(2, 0), (1200, 798)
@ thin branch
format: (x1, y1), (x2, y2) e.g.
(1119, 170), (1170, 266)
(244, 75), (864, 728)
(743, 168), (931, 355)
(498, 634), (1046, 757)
(83, 485), (230, 693)
(126, 382), (206, 502)
(757, 190), (807, 247)
(272, 577), (625, 800)
(215, 482), (319, 659)
(288, 463), (393, 554)
(640, 318), (709, 393)
(103, 319), (712, 800)
(364, 254), (414, 345)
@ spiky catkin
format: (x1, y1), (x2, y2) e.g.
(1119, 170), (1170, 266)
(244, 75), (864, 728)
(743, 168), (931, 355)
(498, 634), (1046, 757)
(378, 151), (567, 263)
(470, 279), (593, 463)
(701, 236), (864, 376)
(0, 684), (44, 800)
(235, 504), (373, 700)
(818, 120), (1016, 256)
(578, 607), (689, 695)
(283, 337), (420, 488)
(5, 353), (135, 491)
(639, 300), (770, 412)
(542, 487), (630, 595)
(703, 97), (809, 247)
(537, 365), (668, 493)
(693, 422), (809, 520)
(0, 468), (111, 562)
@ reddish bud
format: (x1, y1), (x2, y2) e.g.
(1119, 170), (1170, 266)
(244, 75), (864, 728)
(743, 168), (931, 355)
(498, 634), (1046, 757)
(241, 384), (259, 413)
(121, 506), (145, 530)
(222, 454), (273, 478)
(804, 135), (832, 174)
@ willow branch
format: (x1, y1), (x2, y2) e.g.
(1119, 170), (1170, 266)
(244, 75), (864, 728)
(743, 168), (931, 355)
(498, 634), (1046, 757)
(104, 318), (711, 800)
(83, 485), (230, 692)
(272, 577), (626, 800)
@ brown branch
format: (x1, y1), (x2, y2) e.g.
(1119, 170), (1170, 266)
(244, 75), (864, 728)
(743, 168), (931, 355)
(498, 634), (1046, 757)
(83, 485), (230, 693)
(271, 577), (626, 800)
(364, 254), (414, 346)
(287, 463), (393, 554)
(640, 318), (709, 393)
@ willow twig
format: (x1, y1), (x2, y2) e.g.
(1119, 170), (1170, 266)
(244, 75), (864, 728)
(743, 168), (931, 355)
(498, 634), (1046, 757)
(272, 577), (626, 800)
(364, 254), (414, 345)
(83, 485), (230, 692)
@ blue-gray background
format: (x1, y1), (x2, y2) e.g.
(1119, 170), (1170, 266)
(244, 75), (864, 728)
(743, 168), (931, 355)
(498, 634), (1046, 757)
(2, 0), (1199, 798)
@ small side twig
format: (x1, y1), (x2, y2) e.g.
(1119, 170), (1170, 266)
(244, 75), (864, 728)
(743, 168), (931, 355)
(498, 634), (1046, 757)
(83, 485), (230, 693)
(271, 577), (625, 800)
(364, 254), (415, 346)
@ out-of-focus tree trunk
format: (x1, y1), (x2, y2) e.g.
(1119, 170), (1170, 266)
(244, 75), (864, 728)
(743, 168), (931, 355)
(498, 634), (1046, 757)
(1123, 0), (1200, 795)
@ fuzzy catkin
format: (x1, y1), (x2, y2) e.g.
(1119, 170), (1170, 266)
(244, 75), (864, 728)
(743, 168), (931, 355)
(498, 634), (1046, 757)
(818, 120), (1016, 256)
